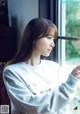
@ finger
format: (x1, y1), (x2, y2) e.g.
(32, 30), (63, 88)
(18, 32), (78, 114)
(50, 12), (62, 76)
(71, 70), (80, 79)
(74, 73), (80, 79)
(74, 65), (80, 70)
(72, 65), (80, 74)
(71, 68), (80, 76)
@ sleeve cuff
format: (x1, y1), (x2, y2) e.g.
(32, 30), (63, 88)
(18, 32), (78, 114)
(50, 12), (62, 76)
(66, 74), (79, 88)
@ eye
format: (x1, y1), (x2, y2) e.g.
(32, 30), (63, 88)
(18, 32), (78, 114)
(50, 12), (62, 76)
(47, 36), (55, 40)
(47, 36), (52, 39)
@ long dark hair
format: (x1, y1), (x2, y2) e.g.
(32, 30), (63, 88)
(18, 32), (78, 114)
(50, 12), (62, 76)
(10, 18), (58, 64)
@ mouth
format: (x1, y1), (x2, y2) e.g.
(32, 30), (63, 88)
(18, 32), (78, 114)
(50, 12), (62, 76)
(48, 49), (52, 53)
(48, 49), (52, 51)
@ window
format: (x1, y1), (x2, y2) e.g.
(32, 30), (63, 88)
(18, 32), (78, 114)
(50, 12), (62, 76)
(58, 0), (80, 113)
(39, 1), (80, 113)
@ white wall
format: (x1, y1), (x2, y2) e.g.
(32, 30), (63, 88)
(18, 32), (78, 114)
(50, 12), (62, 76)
(7, 0), (39, 41)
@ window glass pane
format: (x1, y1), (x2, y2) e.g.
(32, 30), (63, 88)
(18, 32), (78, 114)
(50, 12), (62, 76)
(61, 39), (80, 114)
(66, 1), (80, 37)
(60, 0), (80, 38)
(59, 1), (80, 114)
(66, 40), (80, 60)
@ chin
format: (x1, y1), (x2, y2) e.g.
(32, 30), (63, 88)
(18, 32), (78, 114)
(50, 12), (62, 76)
(42, 53), (50, 57)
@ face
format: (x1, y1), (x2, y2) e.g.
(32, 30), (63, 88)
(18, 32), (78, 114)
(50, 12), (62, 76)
(33, 28), (56, 57)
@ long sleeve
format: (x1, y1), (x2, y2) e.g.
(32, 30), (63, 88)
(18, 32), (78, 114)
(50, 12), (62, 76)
(3, 67), (78, 114)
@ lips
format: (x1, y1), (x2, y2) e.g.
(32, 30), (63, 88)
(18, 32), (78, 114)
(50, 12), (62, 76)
(48, 49), (52, 51)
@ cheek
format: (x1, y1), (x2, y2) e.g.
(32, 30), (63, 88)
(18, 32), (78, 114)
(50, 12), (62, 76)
(36, 39), (48, 49)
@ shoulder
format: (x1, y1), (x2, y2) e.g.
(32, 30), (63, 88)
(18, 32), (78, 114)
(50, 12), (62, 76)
(42, 59), (60, 68)
(3, 62), (25, 81)
(3, 62), (24, 73)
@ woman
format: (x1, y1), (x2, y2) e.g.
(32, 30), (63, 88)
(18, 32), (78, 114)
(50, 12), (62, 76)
(3, 18), (80, 114)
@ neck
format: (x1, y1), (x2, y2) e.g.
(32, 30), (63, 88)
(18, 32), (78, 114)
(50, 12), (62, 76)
(26, 52), (41, 66)
(26, 57), (41, 66)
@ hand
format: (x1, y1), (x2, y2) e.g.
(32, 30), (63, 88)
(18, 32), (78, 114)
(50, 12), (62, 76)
(71, 65), (80, 79)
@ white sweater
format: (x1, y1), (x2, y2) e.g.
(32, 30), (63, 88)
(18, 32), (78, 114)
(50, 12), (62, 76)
(3, 60), (78, 114)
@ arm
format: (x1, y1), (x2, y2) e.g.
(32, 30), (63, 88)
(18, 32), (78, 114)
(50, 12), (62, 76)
(3, 68), (78, 114)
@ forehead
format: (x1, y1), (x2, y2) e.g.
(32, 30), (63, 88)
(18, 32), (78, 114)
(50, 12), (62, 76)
(47, 27), (56, 36)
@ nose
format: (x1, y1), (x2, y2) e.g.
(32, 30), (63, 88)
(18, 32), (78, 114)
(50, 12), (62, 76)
(50, 41), (55, 48)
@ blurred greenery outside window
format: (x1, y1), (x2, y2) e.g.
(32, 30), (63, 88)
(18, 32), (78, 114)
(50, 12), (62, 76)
(59, 0), (80, 114)
(66, 1), (80, 60)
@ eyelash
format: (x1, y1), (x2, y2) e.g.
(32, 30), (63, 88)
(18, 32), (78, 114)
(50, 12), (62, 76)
(47, 36), (55, 40)
(47, 36), (51, 39)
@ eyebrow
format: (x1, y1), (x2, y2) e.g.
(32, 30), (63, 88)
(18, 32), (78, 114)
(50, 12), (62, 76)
(47, 34), (54, 38)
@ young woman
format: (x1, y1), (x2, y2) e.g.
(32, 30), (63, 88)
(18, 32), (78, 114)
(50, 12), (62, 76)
(3, 18), (80, 114)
